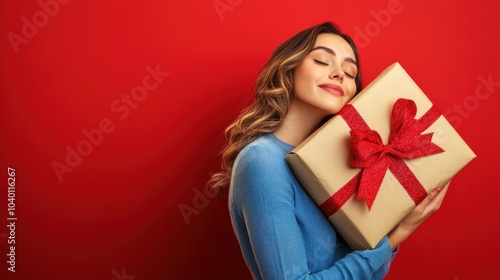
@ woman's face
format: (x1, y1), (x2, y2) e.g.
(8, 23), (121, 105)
(293, 33), (358, 117)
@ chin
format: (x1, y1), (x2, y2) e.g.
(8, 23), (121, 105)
(324, 106), (343, 115)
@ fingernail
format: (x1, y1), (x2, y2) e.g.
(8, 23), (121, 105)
(435, 187), (442, 193)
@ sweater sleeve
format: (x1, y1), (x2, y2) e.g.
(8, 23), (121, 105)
(230, 146), (397, 280)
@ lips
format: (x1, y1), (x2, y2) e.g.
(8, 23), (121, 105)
(319, 84), (344, 97)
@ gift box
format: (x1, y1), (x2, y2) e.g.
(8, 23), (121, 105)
(285, 62), (476, 250)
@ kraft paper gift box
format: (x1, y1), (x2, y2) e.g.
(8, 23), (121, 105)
(285, 62), (476, 250)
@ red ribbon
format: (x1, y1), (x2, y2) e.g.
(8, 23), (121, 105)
(319, 98), (444, 217)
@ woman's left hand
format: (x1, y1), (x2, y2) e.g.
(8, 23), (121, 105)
(387, 180), (450, 251)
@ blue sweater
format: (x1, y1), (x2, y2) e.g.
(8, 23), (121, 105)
(229, 133), (397, 279)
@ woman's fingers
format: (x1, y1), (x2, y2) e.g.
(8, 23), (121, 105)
(427, 181), (450, 209)
(416, 180), (451, 217)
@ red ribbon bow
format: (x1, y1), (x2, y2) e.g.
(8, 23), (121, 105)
(319, 98), (444, 216)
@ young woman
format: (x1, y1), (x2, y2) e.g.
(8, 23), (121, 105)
(208, 21), (449, 279)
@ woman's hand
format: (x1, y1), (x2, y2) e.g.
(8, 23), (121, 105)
(387, 181), (450, 251)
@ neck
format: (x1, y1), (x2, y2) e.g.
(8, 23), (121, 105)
(273, 101), (327, 146)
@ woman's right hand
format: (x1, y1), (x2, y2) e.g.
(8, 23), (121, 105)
(387, 181), (450, 251)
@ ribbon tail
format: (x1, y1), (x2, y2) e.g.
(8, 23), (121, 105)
(320, 172), (361, 217)
(389, 159), (428, 204)
(357, 159), (389, 210)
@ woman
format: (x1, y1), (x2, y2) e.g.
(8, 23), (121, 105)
(208, 21), (449, 279)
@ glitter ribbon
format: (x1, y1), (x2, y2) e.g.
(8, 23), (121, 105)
(319, 98), (444, 216)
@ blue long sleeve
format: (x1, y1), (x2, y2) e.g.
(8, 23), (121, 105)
(229, 134), (397, 279)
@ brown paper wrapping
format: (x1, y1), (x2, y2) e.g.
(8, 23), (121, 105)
(285, 62), (476, 250)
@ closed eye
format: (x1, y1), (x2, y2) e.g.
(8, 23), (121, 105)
(313, 59), (329, 66)
(344, 72), (355, 79)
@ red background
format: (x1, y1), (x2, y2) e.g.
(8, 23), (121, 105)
(1, 0), (499, 279)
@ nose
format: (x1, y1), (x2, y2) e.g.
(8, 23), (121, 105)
(329, 69), (344, 84)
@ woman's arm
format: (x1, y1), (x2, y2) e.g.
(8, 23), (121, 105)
(388, 181), (451, 251)
(231, 145), (396, 279)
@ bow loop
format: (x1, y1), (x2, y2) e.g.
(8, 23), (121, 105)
(389, 98), (418, 142)
(349, 129), (386, 168)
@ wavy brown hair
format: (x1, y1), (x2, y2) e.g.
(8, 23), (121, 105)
(208, 22), (363, 197)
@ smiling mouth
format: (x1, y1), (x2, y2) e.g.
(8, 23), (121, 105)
(319, 84), (344, 97)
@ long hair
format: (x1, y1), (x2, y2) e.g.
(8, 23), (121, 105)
(208, 22), (363, 197)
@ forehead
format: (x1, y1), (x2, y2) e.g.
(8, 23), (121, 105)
(313, 33), (355, 57)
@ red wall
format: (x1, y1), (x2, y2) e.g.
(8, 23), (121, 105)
(1, 0), (499, 279)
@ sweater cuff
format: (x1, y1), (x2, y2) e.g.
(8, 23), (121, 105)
(390, 245), (399, 260)
(366, 235), (394, 269)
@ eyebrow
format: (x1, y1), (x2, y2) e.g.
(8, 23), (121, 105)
(310, 46), (357, 66)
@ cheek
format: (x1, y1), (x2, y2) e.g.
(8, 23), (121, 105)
(347, 81), (357, 98)
(294, 62), (323, 86)
(293, 66), (312, 92)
